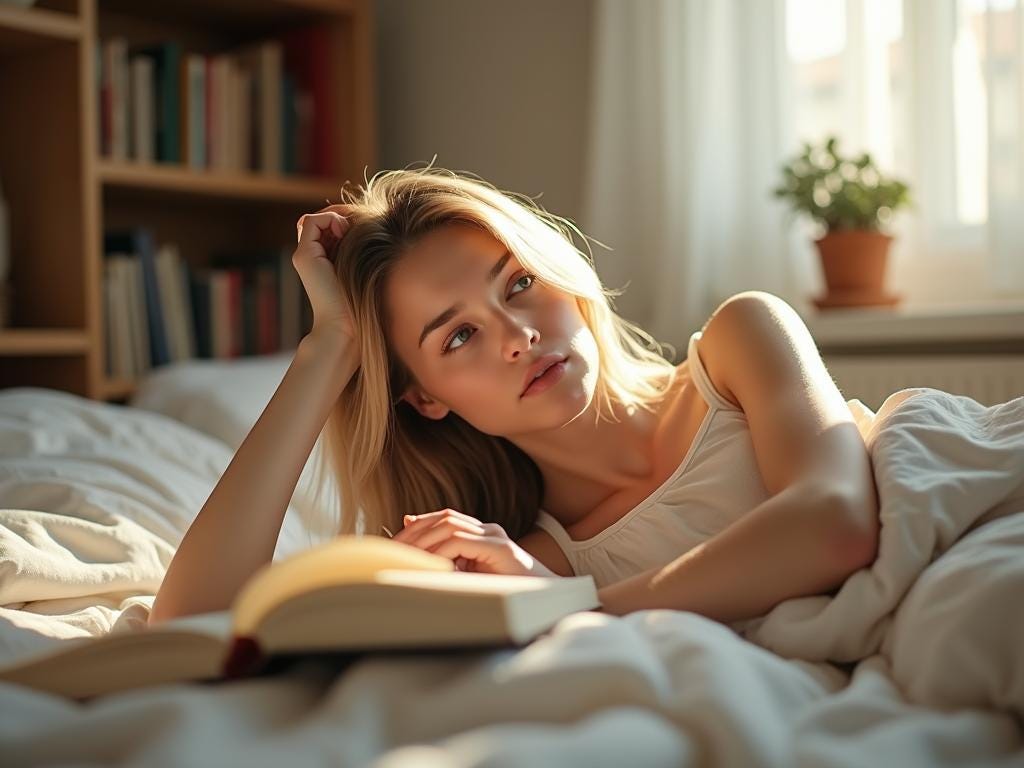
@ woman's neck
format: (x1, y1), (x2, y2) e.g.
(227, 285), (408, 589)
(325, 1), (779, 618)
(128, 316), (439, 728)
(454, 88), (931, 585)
(510, 384), (679, 526)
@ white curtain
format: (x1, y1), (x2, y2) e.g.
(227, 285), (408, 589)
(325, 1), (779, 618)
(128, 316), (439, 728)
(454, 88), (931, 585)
(581, 0), (1024, 359)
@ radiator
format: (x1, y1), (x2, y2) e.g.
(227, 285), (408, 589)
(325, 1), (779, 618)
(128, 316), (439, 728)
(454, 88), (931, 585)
(823, 354), (1024, 409)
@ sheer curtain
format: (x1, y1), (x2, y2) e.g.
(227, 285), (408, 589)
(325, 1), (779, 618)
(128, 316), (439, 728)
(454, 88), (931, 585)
(581, 0), (1024, 357)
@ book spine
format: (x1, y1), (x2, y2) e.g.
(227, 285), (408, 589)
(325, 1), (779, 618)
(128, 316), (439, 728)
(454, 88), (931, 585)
(308, 26), (334, 178)
(229, 269), (242, 357)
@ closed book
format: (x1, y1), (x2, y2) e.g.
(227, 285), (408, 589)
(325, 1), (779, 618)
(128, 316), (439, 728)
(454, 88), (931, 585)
(182, 53), (206, 169)
(205, 55), (215, 168)
(105, 37), (129, 160)
(136, 41), (181, 163)
(126, 257), (152, 376)
(256, 268), (278, 353)
(104, 229), (169, 367)
(233, 63), (253, 171)
(101, 260), (116, 377)
(155, 244), (183, 361)
(208, 55), (232, 170)
(188, 270), (212, 358)
(227, 269), (243, 357)
(242, 273), (257, 355)
(281, 71), (297, 174)
(235, 40), (283, 174)
(102, 256), (131, 378)
(178, 259), (197, 359)
(283, 26), (334, 177)
(210, 270), (230, 358)
(128, 54), (155, 163)
(0, 536), (599, 701)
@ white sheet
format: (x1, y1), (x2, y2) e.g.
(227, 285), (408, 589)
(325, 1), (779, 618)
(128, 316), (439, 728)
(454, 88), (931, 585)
(0, 385), (1022, 767)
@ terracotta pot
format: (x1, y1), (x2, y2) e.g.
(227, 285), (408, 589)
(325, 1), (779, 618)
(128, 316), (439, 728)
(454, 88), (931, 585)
(813, 229), (900, 308)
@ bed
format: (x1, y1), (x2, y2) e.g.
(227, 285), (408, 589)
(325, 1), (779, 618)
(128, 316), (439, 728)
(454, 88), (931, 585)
(1, 355), (1022, 767)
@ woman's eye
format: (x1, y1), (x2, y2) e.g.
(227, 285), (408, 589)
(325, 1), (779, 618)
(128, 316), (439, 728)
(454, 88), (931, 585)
(511, 274), (534, 294)
(441, 273), (536, 355)
(444, 326), (474, 353)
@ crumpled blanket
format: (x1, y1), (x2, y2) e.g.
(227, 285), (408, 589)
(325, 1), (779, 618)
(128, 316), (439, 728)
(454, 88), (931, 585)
(0, 386), (1022, 767)
(735, 388), (1024, 719)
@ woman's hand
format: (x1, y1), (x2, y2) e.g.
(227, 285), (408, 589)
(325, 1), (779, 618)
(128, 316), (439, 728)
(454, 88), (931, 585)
(391, 508), (557, 578)
(294, 204), (358, 340)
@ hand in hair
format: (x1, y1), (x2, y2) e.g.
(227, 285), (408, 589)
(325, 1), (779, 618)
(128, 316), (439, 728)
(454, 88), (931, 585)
(391, 508), (558, 578)
(294, 203), (358, 340)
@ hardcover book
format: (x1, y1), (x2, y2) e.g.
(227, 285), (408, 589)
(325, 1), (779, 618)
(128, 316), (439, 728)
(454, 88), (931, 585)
(0, 536), (599, 700)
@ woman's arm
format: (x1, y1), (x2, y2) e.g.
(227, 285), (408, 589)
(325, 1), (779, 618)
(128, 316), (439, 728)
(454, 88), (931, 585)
(598, 292), (879, 621)
(150, 205), (358, 626)
(596, 474), (872, 620)
(148, 331), (359, 625)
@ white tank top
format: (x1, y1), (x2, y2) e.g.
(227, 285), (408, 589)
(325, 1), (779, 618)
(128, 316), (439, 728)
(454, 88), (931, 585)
(533, 331), (772, 588)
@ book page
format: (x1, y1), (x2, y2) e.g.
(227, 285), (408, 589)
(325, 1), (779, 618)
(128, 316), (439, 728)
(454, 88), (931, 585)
(0, 609), (233, 681)
(159, 609), (233, 640)
(374, 570), (555, 593)
(231, 535), (454, 635)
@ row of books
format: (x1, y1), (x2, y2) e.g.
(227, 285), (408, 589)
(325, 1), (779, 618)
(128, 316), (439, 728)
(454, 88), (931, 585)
(96, 26), (336, 176)
(102, 228), (312, 380)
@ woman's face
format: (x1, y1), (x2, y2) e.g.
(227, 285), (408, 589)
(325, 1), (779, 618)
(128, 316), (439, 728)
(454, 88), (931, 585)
(385, 223), (599, 436)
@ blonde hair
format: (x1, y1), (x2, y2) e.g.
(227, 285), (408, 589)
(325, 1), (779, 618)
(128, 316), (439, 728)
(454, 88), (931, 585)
(307, 163), (678, 542)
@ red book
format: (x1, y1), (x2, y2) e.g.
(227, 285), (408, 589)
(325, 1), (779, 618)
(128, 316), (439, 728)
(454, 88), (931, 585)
(100, 45), (112, 156)
(256, 270), (279, 354)
(283, 26), (334, 177)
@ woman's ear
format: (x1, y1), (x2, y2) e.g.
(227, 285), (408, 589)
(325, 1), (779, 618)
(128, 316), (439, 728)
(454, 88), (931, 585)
(400, 387), (450, 420)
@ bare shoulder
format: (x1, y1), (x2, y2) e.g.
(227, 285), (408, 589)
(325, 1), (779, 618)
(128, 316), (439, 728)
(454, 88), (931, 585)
(517, 526), (575, 577)
(694, 291), (811, 408)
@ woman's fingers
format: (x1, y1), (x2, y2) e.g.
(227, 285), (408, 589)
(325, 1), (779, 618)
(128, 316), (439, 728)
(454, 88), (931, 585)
(395, 515), (485, 552)
(428, 532), (529, 576)
(296, 211), (348, 247)
(291, 208), (357, 338)
(393, 509), (485, 546)
(401, 508), (484, 531)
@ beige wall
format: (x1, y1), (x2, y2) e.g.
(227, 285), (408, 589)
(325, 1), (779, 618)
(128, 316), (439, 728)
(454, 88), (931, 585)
(374, 0), (593, 227)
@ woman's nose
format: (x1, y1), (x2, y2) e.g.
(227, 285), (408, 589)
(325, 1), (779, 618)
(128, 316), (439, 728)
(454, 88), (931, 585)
(503, 322), (540, 361)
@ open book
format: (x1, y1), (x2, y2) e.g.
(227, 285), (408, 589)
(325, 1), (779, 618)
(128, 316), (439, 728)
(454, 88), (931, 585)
(0, 535), (599, 700)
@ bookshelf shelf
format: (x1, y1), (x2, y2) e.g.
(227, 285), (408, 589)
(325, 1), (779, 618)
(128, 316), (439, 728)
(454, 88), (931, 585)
(0, 0), (377, 399)
(99, 0), (358, 28)
(98, 161), (346, 205)
(0, 5), (82, 53)
(0, 329), (90, 356)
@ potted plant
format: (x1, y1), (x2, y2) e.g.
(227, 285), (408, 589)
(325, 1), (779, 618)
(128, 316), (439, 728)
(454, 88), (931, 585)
(773, 135), (912, 309)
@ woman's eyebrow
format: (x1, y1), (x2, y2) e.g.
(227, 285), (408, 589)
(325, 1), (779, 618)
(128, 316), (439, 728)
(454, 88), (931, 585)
(418, 250), (513, 348)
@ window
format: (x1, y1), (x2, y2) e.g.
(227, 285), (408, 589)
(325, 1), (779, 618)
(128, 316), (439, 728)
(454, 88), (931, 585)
(784, 0), (1024, 300)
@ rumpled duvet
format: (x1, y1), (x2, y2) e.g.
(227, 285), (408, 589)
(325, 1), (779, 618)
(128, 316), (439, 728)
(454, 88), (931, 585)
(0, 386), (1022, 767)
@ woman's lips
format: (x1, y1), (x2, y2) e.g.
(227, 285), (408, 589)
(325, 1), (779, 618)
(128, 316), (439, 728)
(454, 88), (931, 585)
(521, 357), (568, 398)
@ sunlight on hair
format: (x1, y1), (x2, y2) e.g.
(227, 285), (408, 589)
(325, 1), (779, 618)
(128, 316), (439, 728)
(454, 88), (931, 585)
(303, 159), (679, 547)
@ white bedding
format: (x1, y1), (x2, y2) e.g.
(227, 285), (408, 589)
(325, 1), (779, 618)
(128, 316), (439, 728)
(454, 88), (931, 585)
(0, 383), (1022, 767)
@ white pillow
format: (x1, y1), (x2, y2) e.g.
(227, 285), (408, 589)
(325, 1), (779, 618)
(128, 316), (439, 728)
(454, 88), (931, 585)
(130, 352), (294, 450)
(0, 387), (318, 564)
(130, 353), (343, 543)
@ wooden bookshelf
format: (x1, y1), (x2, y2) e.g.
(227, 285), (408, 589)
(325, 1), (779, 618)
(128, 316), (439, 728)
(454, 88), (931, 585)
(0, 0), (377, 400)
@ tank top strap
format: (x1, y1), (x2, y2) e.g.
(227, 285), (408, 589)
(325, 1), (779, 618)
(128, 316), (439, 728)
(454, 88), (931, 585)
(533, 509), (579, 552)
(686, 331), (739, 412)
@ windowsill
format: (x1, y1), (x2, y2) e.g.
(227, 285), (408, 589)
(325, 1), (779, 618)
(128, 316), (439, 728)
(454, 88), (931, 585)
(798, 301), (1024, 349)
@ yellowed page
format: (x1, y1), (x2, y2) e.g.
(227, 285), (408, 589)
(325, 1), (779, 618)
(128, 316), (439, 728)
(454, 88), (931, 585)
(231, 535), (454, 635)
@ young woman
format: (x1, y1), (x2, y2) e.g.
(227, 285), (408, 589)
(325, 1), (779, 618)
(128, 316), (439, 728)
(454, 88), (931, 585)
(149, 166), (879, 627)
